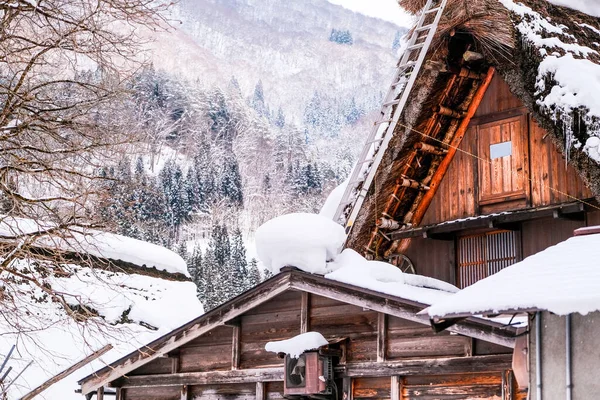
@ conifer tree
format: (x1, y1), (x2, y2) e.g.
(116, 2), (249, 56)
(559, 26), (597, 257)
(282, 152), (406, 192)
(247, 258), (261, 289)
(230, 228), (248, 294)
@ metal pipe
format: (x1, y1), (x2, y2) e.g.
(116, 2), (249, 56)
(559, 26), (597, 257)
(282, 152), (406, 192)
(566, 314), (572, 400)
(536, 312), (542, 400)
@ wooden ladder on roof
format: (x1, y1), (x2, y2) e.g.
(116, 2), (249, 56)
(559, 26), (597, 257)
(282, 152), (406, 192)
(333, 0), (448, 233)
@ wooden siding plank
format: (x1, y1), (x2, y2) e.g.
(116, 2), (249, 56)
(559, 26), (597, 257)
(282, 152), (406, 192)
(113, 367), (283, 388)
(340, 354), (512, 378)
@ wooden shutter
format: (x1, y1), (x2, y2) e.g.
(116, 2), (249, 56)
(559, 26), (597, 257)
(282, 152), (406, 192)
(457, 230), (520, 288)
(477, 115), (529, 205)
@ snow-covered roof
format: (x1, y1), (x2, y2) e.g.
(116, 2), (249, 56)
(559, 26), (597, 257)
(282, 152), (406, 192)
(256, 213), (458, 306)
(1, 263), (202, 399)
(427, 231), (600, 319)
(0, 216), (189, 276)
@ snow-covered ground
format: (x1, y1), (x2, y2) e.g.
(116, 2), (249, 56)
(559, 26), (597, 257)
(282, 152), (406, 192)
(0, 263), (202, 399)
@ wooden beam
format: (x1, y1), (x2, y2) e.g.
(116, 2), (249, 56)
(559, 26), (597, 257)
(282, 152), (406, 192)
(342, 377), (353, 400)
(256, 382), (266, 400)
(409, 67), (496, 229)
(300, 292), (310, 333)
(21, 344), (113, 400)
(337, 354), (512, 378)
(502, 370), (514, 400)
(391, 376), (402, 400)
(180, 384), (190, 400)
(232, 324), (241, 370)
(288, 271), (516, 348)
(80, 273), (292, 395)
(112, 367), (284, 388)
(115, 388), (122, 400)
(96, 386), (104, 400)
(170, 354), (180, 374)
(377, 313), (387, 362)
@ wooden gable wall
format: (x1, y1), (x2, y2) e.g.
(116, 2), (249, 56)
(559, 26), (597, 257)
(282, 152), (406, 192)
(116, 290), (518, 400)
(421, 75), (592, 226)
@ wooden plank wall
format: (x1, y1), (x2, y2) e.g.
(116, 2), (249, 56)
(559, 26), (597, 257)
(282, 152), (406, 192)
(421, 75), (592, 226)
(122, 291), (515, 400)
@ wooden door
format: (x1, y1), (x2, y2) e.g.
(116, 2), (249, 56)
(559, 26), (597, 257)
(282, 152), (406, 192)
(477, 115), (529, 206)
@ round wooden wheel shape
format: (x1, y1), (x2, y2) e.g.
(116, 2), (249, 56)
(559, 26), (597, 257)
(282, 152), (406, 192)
(388, 253), (415, 274)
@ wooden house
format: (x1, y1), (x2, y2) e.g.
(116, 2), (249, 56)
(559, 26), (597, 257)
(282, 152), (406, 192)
(78, 0), (600, 399)
(78, 268), (524, 399)
(346, 0), (600, 289)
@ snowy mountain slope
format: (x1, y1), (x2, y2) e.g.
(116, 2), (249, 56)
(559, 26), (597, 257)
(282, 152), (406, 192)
(150, 0), (406, 121)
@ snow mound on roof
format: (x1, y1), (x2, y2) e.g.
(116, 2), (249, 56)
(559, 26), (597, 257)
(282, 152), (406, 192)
(427, 232), (600, 318)
(0, 216), (188, 276)
(319, 177), (349, 220)
(0, 263), (202, 400)
(265, 332), (328, 358)
(256, 213), (346, 274)
(325, 249), (458, 305)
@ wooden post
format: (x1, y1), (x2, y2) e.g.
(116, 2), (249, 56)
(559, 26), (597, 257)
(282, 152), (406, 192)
(377, 313), (387, 363)
(502, 370), (514, 400)
(342, 377), (353, 400)
(20, 344), (113, 400)
(170, 354), (180, 374)
(391, 376), (402, 400)
(256, 382), (266, 400)
(115, 388), (123, 400)
(97, 386), (104, 400)
(232, 324), (241, 370)
(181, 384), (190, 400)
(300, 292), (310, 333)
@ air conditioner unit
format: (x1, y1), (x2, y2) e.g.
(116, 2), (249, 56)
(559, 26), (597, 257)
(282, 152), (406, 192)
(284, 351), (333, 398)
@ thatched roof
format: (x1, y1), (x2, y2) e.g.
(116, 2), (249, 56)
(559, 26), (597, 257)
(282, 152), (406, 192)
(347, 0), (600, 258)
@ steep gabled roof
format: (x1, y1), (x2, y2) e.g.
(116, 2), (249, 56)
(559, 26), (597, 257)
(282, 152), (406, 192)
(347, 0), (600, 257)
(78, 268), (521, 395)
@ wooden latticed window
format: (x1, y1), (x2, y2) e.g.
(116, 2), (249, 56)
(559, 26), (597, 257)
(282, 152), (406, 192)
(456, 230), (521, 288)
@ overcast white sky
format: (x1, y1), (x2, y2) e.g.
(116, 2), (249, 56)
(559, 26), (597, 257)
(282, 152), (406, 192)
(327, 0), (414, 27)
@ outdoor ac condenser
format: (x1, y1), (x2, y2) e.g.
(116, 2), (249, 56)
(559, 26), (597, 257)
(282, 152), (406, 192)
(283, 351), (333, 397)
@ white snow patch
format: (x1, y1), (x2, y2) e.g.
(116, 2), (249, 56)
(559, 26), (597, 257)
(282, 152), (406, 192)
(427, 232), (600, 318)
(255, 213), (346, 274)
(319, 177), (349, 220)
(325, 249), (458, 305)
(547, 0), (600, 18)
(584, 135), (600, 162)
(536, 53), (600, 119)
(265, 332), (328, 358)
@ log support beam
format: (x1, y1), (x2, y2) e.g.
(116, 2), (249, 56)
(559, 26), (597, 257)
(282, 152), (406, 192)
(180, 384), (190, 400)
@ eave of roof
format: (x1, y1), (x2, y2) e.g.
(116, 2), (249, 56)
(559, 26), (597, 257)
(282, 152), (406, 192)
(78, 269), (521, 395)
